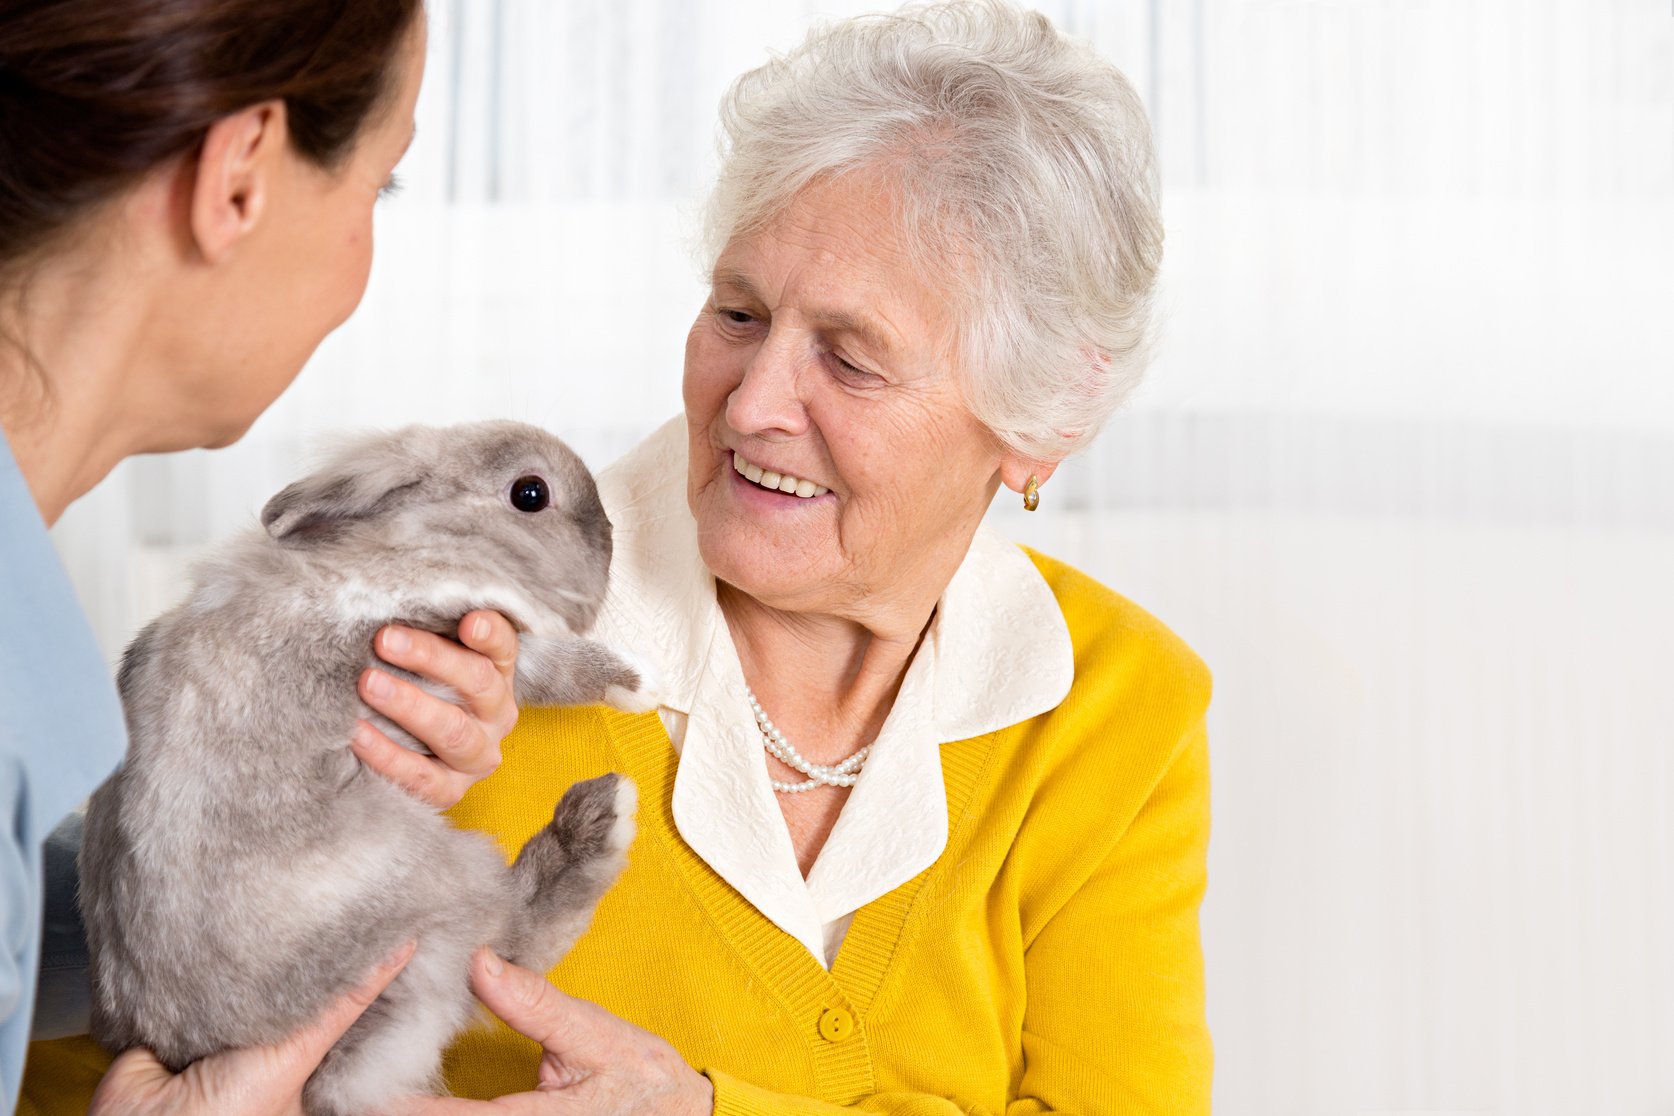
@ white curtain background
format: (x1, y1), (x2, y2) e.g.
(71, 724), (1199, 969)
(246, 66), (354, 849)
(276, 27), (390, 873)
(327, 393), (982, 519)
(50, 1), (1673, 1112)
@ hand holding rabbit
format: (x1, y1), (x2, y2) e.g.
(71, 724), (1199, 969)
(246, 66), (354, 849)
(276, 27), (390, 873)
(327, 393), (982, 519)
(399, 951), (713, 1116)
(355, 610), (522, 808)
(90, 943), (416, 1116)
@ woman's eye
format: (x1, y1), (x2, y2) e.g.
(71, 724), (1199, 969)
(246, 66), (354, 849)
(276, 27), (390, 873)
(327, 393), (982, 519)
(378, 173), (403, 200)
(719, 308), (755, 325)
(831, 352), (880, 383)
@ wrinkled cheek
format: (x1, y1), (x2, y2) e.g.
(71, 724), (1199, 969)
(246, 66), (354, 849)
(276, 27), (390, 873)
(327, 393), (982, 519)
(685, 441), (718, 521)
(682, 330), (720, 417)
(857, 484), (946, 572)
(685, 333), (760, 438)
(683, 378), (724, 433)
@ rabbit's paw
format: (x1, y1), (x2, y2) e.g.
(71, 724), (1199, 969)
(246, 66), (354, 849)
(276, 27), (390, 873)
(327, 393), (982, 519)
(550, 773), (637, 865)
(602, 649), (661, 714)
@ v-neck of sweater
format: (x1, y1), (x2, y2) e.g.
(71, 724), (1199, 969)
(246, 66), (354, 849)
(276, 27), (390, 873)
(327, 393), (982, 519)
(596, 704), (1003, 1092)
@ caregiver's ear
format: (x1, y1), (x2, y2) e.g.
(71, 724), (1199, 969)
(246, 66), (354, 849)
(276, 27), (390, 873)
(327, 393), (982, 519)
(189, 100), (289, 264)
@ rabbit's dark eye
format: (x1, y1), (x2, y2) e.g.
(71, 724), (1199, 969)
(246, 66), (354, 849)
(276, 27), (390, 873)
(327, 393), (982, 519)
(509, 475), (550, 513)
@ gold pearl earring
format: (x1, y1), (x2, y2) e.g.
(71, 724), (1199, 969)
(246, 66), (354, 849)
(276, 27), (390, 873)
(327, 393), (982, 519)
(1022, 474), (1040, 512)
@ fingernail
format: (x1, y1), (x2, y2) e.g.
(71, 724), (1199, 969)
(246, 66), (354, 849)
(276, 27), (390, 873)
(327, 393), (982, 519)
(480, 947), (505, 977)
(350, 723), (377, 751)
(366, 670), (395, 699)
(391, 940), (418, 968)
(383, 627), (412, 654)
(470, 615), (490, 642)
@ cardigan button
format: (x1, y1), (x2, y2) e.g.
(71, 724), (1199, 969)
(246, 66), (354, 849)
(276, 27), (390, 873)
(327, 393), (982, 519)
(818, 1007), (855, 1042)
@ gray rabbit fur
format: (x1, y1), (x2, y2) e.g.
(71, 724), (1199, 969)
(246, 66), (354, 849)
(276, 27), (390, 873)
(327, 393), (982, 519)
(79, 420), (649, 1116)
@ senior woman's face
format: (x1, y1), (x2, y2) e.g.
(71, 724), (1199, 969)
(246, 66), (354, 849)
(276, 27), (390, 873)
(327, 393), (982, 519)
(683, 172), (1012, 623)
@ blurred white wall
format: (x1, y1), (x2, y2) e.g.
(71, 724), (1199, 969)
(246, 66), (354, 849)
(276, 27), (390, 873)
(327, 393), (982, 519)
(51, 1), (1674, 1112)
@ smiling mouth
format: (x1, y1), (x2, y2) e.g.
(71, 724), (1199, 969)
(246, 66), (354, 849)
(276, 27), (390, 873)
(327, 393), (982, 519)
(731, 451), (829, 499)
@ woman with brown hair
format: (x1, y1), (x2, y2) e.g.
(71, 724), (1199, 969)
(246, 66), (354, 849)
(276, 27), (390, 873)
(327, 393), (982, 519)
(0, 4), (524, 1112)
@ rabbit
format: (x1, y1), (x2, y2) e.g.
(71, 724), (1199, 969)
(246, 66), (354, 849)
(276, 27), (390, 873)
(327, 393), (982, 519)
(79, 420), (652, 1116)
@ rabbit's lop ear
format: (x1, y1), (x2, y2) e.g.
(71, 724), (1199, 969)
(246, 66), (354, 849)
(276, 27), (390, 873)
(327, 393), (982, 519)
(261, 451), (426, 546)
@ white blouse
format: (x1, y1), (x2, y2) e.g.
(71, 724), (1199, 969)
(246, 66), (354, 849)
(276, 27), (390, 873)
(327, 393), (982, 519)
(589, 418), (1075, 966)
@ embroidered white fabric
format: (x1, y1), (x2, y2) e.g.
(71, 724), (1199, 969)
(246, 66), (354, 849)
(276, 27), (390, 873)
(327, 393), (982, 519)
(590, 417), (1074, 966)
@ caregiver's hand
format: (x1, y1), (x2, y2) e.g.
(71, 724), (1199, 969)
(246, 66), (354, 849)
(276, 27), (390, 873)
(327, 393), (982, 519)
(89, 941), (416, 1116)
(353, 610), (522, 809)
(401, 949), (714, 1116)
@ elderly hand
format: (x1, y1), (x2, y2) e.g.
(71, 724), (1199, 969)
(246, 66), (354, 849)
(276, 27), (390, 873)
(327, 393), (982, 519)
(401, 949), (713, 1116)
(351, 610), (521, 809)
(89, 942), (415, 1116)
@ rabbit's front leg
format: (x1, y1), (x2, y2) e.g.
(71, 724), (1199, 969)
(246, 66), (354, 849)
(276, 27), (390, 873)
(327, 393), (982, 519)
(514, 635), (656, 711)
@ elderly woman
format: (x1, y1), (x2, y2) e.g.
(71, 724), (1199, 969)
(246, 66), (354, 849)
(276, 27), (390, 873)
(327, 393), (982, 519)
(428, 4), (1211, 1114)
(23, 2), (1209, 1113)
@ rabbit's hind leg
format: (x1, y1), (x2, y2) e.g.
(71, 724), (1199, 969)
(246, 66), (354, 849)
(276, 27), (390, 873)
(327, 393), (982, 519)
(500, 772), (636, 974)
(301, 938), (477, 1116)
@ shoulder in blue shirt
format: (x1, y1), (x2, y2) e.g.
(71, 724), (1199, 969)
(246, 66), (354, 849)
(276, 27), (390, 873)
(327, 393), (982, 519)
(0, 429), (128, 1107)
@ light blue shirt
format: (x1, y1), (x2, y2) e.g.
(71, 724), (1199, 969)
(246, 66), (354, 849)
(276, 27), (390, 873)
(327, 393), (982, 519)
(0, 429), (127, 1108)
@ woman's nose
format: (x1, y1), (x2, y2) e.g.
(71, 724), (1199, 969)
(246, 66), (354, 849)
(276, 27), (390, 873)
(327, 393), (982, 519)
(726, 330), (809, 439)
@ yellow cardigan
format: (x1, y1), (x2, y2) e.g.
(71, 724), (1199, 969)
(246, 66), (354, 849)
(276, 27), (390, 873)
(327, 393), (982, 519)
(19, 549), (1212, 1114)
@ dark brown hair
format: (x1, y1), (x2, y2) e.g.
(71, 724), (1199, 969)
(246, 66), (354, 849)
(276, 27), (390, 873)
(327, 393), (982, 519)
(0, 0), (422, 272)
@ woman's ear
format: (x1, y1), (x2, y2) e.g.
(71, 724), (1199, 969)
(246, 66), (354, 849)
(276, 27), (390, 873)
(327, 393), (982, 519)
(188, 100), (288, 264)
(998, 455), (1059, 496)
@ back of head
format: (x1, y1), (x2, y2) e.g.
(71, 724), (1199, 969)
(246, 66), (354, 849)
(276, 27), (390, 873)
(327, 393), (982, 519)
(705, 0), (1162, 461)
(0, 0), (422, 280)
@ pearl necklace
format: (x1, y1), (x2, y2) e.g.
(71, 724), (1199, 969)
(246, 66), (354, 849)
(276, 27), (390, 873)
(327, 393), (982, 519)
(746, 687), (871, 794)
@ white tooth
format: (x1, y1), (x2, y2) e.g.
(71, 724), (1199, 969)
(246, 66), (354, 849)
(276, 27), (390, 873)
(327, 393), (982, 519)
(744, 462), (763, 483)
(795, 479), (816, 498)
(777, 474), (798, 493)
(761, 470), (781, 488)
(813, 485), (829, 496)
(733, 452), (747, 475)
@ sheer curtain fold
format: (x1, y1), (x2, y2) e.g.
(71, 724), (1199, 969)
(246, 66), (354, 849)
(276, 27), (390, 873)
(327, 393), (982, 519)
(50, 2), (1674, 1112)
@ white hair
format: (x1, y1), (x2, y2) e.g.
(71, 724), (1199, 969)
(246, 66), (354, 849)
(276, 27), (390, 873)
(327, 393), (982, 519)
(703, 0), (1162, 461)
